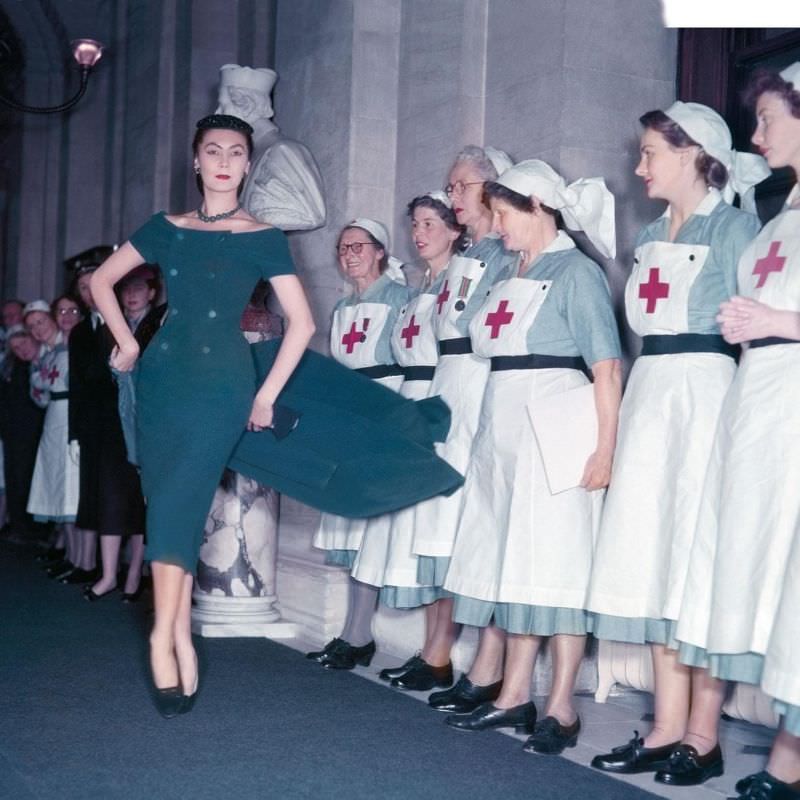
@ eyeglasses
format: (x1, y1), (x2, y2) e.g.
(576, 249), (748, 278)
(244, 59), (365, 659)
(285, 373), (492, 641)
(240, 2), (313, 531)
(57, 307), (80, 316)
(337, 242), (377, 256)
(444, 180), (484, 197)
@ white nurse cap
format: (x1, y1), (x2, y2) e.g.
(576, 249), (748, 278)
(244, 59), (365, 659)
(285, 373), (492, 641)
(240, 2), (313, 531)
(346, 217), (406, 285)
(495, 160), (616, 260)
(780, 62), (800, 90)
(663, 101), (770, 212)
(484, 147), (514, 177)
(424, 190), (452, 208)
(22, 300), (52, 318)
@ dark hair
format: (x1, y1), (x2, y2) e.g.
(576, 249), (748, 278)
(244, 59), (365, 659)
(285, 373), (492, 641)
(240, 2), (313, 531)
(484, 181), (561, 223)
(191, 124), (254, 196)
(52, 294), (80, 311)
(406, 195), (468, 254)
(2, 299), (24, 311)
(337, 226), (389, 273)
(639, 109), (728, 190)
(743, 68), (800, 118)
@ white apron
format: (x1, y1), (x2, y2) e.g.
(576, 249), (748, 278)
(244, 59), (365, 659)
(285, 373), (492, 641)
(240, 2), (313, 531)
(587, 240), (736, 620)
(351, 293), (439, 587)
(762, 524), (800, 709)
(677, 204), (800, 654)
(27, 345), (80, 521)
(411, 255), (492, 558)
(443, 278), (601, 608)
(313, 300), (404, 556)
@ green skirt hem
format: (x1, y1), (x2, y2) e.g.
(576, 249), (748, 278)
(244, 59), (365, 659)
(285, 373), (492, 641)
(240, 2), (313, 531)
(590, 613), (679, 648)
(454, 595), (588, 635)
(416, 555), (450, 587)
(324, 550), (356, 568)
(380, 585), (444, 609)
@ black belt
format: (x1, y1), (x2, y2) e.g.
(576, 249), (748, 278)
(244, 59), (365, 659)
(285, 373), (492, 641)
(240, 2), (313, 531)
(355, 364), (404, 379)
(402, 366), (435, 382)
(640, 334), (739, 360)
(438, 337), (472, 356)
(750, 337), (800, 349)
(49, 391), (69, 401)
(490, 354), (591, 380)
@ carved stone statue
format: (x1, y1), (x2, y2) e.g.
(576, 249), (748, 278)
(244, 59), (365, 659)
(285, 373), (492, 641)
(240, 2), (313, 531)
(215, 63), (326, 231)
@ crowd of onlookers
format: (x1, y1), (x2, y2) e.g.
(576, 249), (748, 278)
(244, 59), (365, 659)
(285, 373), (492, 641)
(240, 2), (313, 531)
(0, 261), (163, 602)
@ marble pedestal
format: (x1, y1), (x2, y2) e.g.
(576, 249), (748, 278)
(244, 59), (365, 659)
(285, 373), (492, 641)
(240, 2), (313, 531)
(192, 471), (298, 639)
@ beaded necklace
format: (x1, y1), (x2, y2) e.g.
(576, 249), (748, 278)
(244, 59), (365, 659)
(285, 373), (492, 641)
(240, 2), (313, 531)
(196, 203), (242, 224)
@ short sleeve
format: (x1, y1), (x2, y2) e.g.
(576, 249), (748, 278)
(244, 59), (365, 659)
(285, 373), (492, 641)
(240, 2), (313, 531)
(563, 257), (622, 366)
(258, 229), (296, 280)
(713, 208), (761, 297)
(128, 213), (171, 265)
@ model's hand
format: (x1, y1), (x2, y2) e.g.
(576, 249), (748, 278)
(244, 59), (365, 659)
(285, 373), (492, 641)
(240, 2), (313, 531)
(581, 448), (613, 491)
(247, 395), (274, 432)
(110, 342), (140, 372)
(717, 296), (777, 344)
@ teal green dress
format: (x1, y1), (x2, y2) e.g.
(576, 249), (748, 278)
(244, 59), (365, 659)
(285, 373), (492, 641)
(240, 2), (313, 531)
(129, 213), (462, 572)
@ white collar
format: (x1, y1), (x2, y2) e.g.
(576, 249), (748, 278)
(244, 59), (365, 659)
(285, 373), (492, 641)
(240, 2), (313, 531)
(662, 188), (722, 220)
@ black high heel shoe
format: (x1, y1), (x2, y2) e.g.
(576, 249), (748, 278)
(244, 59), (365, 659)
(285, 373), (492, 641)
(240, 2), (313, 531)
(83, 585), (116, 602)
(152, 684), (185, 719)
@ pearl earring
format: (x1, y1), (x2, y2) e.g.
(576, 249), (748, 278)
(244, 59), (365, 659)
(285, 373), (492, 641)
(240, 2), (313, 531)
(194, 164), (200, 174)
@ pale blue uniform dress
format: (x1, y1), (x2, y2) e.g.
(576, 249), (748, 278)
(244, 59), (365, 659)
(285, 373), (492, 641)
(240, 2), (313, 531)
(411, 235), (516, 585)
(313, 272), (412, 566)
(444, 232), (620, 634)
(587, 190), (760, 646)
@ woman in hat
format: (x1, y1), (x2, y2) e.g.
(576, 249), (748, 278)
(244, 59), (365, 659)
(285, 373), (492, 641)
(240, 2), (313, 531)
(441, 160), (621, 754)
(588, 102), (766, 785)
(306, 217), (412, 670)
(351, 192), (466, 687)
(90, 113), (461, 718)
(675, 64), (800, 800)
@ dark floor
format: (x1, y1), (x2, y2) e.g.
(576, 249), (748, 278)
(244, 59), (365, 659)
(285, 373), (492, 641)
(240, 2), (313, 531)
(0, 539), (665, 800)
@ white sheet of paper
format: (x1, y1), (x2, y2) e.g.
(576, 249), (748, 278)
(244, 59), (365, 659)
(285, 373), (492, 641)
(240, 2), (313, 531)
(527, 383), (597, 495)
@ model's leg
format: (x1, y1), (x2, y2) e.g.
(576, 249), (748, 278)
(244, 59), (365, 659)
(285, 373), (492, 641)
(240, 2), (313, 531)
(544, 634), (586, 725)
(173, 573), (198, 696)
(495, 633), (543, 708)
(123, 534), (145, 594)
(682, 668), (726, 755)
(149, 561), (186, 689)
(422, 597), (461, 667)
(467, 624), (506, 685)
(90, 535), (121, 595)
(643, 644), (690, 747)
(340, 577), (378, 647)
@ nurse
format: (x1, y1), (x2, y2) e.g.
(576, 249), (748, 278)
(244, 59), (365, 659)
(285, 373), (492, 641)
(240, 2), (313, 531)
(682, 63), (800, 800)
(411, 146), (518, 701)
(351, 192), (465, 689)
(588, 102), (766, 785)
(307, 218), (412, 670)
(442, 160), (621, 754)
